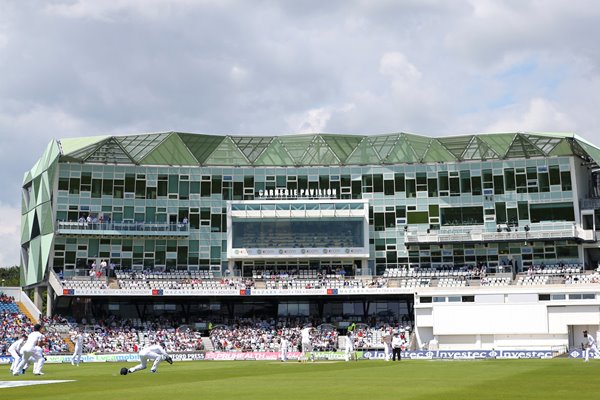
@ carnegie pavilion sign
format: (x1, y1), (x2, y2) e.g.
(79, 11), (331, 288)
(257, 188), (338, 199)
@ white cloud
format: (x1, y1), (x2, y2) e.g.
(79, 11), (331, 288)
(286, 107), (332, 134)
(484, 98), (575, 133)
(379, 52), (422, 85)
(0, 203), (20, 268)
(44, 0), (220, 21)
(1, 0), (600, 267)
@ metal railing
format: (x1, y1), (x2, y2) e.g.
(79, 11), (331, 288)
(56, 220), (189, 234)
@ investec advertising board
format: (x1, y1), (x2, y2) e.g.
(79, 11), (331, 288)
(2, 349), (579, 365)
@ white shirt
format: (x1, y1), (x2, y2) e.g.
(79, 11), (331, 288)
(381, 331), (392, 344)
(72, 333), (84, 347)
(301, 328), (312, 343)
(22, 331), (44, 352)
(392, 336), (403, 349)
(587, 335), (597, 348)
(345, 335), (354, 350)
(280, 338), (288, 351)
(8, 338), (24, 354)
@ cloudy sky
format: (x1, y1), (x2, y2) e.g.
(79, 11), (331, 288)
(1, 0), (600, 267)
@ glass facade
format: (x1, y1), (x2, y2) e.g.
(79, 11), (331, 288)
(21, 132), (600, 286)
(48, 156), (579, 275)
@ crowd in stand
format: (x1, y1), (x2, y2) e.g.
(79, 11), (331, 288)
(209, 318), (338, 352)
(1, 293), (15, 303)
(0, 304), (69, 355)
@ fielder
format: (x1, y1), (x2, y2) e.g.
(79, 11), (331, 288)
(583, 330), (598, 362)
(121, 343), (173, 375)
(300, 326), (315, 362)
(71, 329), (84, 366)
(7, 334), (27, 374)
(344, 331), (355, 362)
(279, 337), (289, 362)
(381, 328), (393, 361)
(13, 324), (46, 376)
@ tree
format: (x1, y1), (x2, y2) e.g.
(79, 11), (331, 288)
(0, 266), (20, 287)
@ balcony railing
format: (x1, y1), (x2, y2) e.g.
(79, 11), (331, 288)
(55, 221), (189, 237)
(405, 223), (596, 244)
(580, 197), (600, 210)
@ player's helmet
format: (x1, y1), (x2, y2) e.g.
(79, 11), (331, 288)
(120, 367), (129, 375)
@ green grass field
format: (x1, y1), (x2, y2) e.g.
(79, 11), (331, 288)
(2, 359), (598, 400)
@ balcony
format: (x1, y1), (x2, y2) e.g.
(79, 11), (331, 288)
(580, 197), (600, 210)
(405, 223), (596, 245)
(55, 220), (190, 238)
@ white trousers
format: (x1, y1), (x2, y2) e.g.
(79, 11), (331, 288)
(9, 349), (21, 373)
(72, 345), (83, 365)
(15, 347), (44, 374)
(383, 343), (392, 360)
(585, 345), (598, 361)
(129, 351), (164, 373)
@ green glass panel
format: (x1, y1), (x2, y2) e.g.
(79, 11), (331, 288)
(40, 234), (55, 274)
(117, 132), (171, 163)
(385, 136), (419, 163)
(402, 133), (431, 161)
(59, 135), (108, 156)
(46, 140), (61, 168)
(27, 236), (41, 285)
(86, 137), (136, 164)
(506, 134), (545, 159)
(321, 135), (364, 163)
(299, 136), (340, 165)
(344, 137), (382, 164)
(253, 138), (295, 166)
(549, 139), (575, 156)
(478, 134), (516, 158)
(577, 141), (600, 166)
(203, 137), (250, 166)
(40, 173), (51, 204)
(33, 176), (41, 205)
(140, 133), (199, 165)
(21, 192), (28, 216)
(569, 139), (590, 160)
(29, 158), (42, 181)
(22, 170), (32, 185)
(525, 134), (564, 155)
(41, 202), (54, 235)
(62, 139), (105, 161)
(21, 213), (29, 244)
(278, 135), (315, 164)
(46, 162), (57, 188)
(177, 133), (224, 164)
(230, 136), (274, 163)
(422, 139), (456, 162)
(463, 137), (499, 160)
(438, 135), (473, 160)
(370, 134), (400, 160)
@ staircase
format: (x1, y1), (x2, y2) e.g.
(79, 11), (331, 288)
(64, 336), (75, 352)
(201, 336), (214, 351)
(18, 302), (38, 323)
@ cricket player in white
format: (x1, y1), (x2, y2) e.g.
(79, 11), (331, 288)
(300, 327), (315, 362)
(279, 337), (289, 362)
(126, 343), (172, 374)
(583, 330), (598, 362)
(71, 329), (84, 366)
(13, 324), (46, 376)
(344, 332), (355, 362)
(8, 334), (27, 374)
(381, 328), (393, 361)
